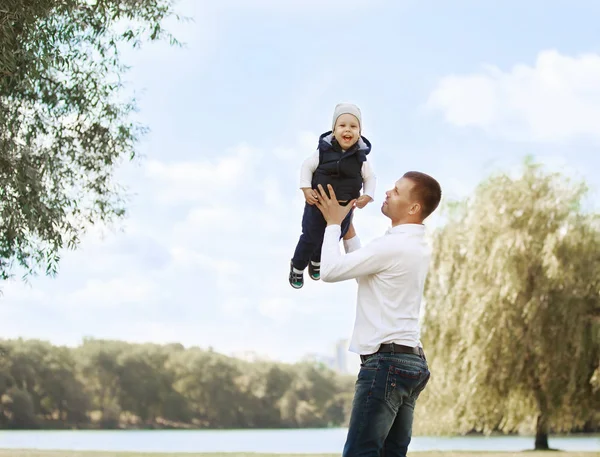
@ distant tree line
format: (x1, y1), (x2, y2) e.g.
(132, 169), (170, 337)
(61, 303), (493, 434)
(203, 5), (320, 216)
(0, 338), (355, 429)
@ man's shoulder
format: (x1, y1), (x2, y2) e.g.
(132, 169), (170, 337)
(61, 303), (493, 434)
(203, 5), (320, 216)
(377, 232), (429, 256)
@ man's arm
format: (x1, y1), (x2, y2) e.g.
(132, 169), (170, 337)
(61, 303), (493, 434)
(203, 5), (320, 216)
(342, 222), (361, 283)
(320, 225), (392, 282)
(342, 222), (361, 253)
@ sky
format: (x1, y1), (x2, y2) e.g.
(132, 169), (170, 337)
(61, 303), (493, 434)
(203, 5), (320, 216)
(2, 0), (599, 368)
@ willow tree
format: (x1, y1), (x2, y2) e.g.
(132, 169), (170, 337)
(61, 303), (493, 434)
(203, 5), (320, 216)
(0, 0), (178, 280)
(422, 160), (600, 450)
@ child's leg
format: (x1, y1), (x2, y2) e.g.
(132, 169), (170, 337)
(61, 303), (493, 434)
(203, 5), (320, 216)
(292, 204), (327, 270)
(340, 208), (354, 238)
(310, 207), (353, 264)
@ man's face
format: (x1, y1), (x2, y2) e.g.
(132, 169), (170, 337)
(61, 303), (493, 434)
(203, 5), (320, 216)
(333, 114), (360, 150)
(381, 178), (417, 220)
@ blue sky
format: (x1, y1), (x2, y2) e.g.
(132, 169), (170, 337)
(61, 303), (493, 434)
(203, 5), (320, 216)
(2, 0), (599, 368)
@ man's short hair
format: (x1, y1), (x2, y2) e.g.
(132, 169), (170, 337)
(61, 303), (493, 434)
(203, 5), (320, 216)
(403, 171), (442, 219)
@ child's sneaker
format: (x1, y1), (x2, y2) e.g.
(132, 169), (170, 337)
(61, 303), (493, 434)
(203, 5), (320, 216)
(289, 262), (304, 289)
(308, 261), (320, 281)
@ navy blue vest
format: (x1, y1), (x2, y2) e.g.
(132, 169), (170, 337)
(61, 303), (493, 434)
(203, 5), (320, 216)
(311, 131), (372, 201)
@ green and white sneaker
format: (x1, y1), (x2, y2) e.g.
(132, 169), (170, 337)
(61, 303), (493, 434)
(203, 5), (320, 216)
(289, 262), (304, 289)
(308, 261), (320, 281)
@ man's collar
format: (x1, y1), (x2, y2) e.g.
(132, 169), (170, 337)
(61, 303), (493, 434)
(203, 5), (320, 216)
(386, 224), (425, 235)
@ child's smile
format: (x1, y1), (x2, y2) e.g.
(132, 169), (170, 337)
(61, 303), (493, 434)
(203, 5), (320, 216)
(334, 113), (360, 149)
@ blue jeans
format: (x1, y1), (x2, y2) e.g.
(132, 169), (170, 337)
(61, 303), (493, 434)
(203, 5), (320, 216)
(343, 352), (430, 457)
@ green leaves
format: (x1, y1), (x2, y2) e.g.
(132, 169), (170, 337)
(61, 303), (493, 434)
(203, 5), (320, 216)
(0, 338), (355, 429)
(0, 0), (177, 280)
(420, 160), (600, 440)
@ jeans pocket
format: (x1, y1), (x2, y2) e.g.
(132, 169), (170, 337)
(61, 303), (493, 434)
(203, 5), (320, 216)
(413, 370), (431, 398)
(360, 353), (379, 369)
(385, 365), (427, 408)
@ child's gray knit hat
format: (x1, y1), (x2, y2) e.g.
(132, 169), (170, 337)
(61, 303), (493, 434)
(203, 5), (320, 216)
(332, 103), (362, 132)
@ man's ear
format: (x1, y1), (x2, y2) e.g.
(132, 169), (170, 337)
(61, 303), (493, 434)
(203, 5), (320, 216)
(408, 202), (421, 215)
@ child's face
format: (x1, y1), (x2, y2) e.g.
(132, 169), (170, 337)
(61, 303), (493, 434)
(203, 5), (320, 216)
(333, 114), (360, 150)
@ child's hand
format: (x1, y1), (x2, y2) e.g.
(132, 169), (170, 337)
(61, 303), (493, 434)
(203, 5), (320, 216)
(302, 188), (319, 205)
(355, 195), (372, 209)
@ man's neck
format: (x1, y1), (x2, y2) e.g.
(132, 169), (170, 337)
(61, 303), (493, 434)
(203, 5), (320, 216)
(391, 217), (423, 227)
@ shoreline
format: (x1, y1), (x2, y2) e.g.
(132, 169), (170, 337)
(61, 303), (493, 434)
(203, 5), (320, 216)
(0, 451), (598, 457)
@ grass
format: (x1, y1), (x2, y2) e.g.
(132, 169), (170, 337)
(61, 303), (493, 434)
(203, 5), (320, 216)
(0, 451), (597, 457)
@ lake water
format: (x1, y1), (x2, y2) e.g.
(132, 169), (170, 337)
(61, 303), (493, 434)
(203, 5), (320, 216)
(0, 429), (599, 454)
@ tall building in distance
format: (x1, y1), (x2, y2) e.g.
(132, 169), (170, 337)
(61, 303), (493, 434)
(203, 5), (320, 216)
(333, 339), (360, 375)
(301, 339), (361, 375)
(334, 339), (348, 372)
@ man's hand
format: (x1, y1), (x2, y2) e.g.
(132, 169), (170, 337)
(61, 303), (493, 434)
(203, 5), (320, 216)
(315, 184), (356, 226)
(355, 195), (373, 209)
(302, 187), (319, 205)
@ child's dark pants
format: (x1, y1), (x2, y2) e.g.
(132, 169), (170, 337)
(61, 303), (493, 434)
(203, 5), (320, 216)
(291, 202), (354, 270)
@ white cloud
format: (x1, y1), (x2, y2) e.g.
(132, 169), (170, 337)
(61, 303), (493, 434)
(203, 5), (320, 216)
(0, 281), (45, 309)
(273, 131), (318, 162)
(182, 207), (238, 232)
(167, 246), (251, 314)
(66, 276), (159, 308)
(426, 50), (600, 142)
(145, 144), (259, 204)
(209, 0), (381, 14)
(258, 297), (295, 323)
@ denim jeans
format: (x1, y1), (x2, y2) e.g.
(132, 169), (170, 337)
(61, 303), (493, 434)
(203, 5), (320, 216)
(343, 352), (430, 457)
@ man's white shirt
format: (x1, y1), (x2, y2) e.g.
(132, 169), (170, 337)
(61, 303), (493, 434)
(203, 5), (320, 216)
(320, 223), (431, 355)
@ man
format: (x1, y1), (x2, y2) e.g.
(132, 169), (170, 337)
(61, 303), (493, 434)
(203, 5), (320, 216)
(314, 171), (442, 457)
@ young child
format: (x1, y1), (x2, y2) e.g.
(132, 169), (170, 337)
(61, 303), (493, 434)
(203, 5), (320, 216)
(289, 103), (376, 289)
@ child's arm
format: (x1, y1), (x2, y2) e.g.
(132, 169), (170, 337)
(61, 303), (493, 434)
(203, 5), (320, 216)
(299, 152), (319, 205)
(356, 161), (376, 208)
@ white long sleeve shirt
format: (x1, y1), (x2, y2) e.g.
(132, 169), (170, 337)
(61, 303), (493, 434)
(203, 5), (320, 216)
(299, 151), (376, 199)
(320, 223), (431, 354)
